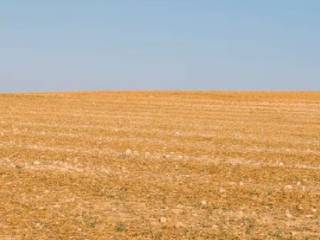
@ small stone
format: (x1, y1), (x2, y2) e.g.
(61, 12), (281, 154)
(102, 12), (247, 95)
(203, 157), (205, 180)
(15, 164), (23, 169)
(296, 181), (301, 186)
(297, 205), (304, 210)
(228, 182), (236, 186)
(239, 181), (244, 186)
(201, 200), (207, 206)
(175, 222), (185, 228)
(33, 161), (40, 165)
(133, 150), (139, 156)
(279, 162), (284, 166)
(159, 217), (167, 223)
(237, 210), (244, 218)
(311, 208), (317, 213)
(125, 149), (132, 157)
(211, 224), (218, 230)
(286, 209), (293, 218)
(172, 209), (182, 215)
(219, 187), (226, 193)
(284, 185), (293, 190)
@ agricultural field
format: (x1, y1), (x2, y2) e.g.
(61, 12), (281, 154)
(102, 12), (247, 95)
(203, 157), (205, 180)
(0, 91), (319, 239)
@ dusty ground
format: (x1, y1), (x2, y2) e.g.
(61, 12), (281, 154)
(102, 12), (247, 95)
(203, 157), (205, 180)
(0, 91), (319, 239)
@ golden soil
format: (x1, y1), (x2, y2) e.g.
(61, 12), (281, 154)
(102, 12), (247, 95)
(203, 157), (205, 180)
(0, 91), (319, 239)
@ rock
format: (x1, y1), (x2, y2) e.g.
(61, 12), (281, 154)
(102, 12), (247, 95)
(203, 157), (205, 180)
(125, 149), (132, 157)
(239, 181), (244, 186)
(175, 222), (185, 228)
(211, 224), (219, 230)
(35, 223), (42, 228)
(284, 185), (293, 190)
(172, 209), (183, 215)
(201, 200), (207, 206)
(297, 205), (304, 210)
(219, 187), (226, 193)
(286, 209), (293, 218)
(33, 161), (40, 165)
(159, 217), (167, 223)
(237, 210), (244, 218)
(15, 164), (23, 169)
(133, 150), (139, 156)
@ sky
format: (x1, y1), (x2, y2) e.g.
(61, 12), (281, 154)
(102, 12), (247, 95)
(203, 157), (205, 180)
(1, 0), (320, 92)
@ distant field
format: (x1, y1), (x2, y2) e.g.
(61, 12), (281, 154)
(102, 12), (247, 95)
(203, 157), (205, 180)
(0, 92), (319, 239)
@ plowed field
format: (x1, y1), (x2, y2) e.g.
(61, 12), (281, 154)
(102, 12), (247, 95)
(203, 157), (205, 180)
(0, 92), (319, 239)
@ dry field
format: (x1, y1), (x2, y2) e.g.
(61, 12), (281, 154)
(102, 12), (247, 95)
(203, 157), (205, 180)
(0, 91), (319, 240)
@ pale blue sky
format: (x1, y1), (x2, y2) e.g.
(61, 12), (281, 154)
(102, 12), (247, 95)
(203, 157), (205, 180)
(1, 1), (320, 92)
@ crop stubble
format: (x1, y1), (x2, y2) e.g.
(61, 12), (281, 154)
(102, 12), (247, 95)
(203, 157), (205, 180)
(0, 92), (319, 239)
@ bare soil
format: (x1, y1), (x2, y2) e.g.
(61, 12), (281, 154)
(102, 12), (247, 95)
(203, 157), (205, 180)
(0, 92), (319, 239)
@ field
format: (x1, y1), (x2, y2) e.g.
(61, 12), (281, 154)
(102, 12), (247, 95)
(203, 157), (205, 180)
(0, 91), (319, 239)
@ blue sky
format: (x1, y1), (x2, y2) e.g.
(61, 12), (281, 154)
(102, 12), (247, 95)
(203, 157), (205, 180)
(1, 0), (320, 92)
